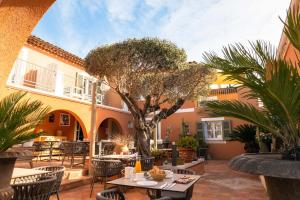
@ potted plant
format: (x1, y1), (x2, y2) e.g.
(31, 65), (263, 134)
(151, 149), (168, 166)
(0, 92), (49, 199)
(203, 8), (300, 200)
(163, 126), (171, 149)
(177, 136), (198, 163)
(229, 124), (260, 153)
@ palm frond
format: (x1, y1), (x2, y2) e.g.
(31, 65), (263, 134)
(282, 6), (300, 52)
(0, 92), (50, 152)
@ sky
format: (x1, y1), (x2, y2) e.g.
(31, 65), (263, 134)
(33, 0), (291, 62)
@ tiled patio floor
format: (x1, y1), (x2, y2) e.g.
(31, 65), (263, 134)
(50, 160), (267, 200)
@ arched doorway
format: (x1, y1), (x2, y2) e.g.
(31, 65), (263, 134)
(96, 118), (122, 142)
(35, 109), (87, 141)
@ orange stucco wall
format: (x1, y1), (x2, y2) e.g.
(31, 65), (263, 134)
(35, 110), (77, 141)
(0, 0), (55, 94)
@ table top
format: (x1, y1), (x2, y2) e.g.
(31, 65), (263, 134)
(12, 168), (50, 179)
(98, 154), (136, 159)
(108, 173), (201, 192)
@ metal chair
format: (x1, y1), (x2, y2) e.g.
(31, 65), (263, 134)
(127, 159), (136, 167)
(96, 188), (171, 200)
(33, 166), (65, 200)
(141, 157), (154, 171)
(162, 168), (196, 200)
(96, 188), (125, 200)
(61, 141), (87, 168)
(11, 176), (56, 200)
(90, 159), (123, 197)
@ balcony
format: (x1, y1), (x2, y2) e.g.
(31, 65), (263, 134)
(7, 58), (109, 107)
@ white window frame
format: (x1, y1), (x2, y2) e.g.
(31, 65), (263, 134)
(201, 117), (225, 141)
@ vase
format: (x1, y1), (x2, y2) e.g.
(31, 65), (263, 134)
(0, 153), (17, 200)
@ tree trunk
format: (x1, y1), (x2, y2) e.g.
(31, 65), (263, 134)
(134, 122), (153, 157)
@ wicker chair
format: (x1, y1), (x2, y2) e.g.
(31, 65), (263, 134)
(96, 188), (171, 200)
(127, 159), (136, 167)
(11, 176), (56, 200)
(96, 188), (125, 200)
(141, 157), (154, 171)
(61, 141), (87, 168)
(33, 141), (50, 162)
(162, 168), (196, 200)
(90, 159), (123, 197)
(33, 166), (65, 200)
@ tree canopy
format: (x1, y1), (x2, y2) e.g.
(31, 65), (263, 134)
(85, 38), (213, 156)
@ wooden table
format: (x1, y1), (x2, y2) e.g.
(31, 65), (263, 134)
(12, 168), (50, 179)
(108, 173), (201, 198)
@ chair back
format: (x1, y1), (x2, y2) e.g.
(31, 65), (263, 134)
(92, 159), (123, 177)
(141, 157), (154, 171)
(172, 168), (195, 175)
(96, 188), (125, 200)
(12, 176), (56, 200)
(33, 166), (65, 194)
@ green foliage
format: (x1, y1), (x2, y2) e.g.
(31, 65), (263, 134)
(0, 92), (50, 152)
(230, 124), (257, 143)
(85, 37), (213, 157)
(164, 126), (172, 143)
(203, 39), (300, 152)
(177, 136), (198, 150)
(180, 119), (189, 137)
(282, 7), (300, 52)
(151, 149), (168, 160)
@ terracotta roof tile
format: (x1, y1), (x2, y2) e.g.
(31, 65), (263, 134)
(26, 35), (85, 66)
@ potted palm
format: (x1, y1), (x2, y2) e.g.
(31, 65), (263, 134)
(229, 124), (260, 153)
(0, 92), (49, 199)
(203, 8), (300, 200)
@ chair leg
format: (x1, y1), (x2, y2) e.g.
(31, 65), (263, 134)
(29, 161), (33, 168)
(90, 176), (96, 198)
(56, 191), (60, 200)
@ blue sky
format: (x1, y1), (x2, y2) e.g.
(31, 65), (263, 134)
(33, 0), (290, 61)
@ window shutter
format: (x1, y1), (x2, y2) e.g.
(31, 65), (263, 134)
(222, 120), (232, 140)
(196, 122), (205, 140)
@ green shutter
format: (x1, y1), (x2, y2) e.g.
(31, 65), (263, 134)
(222, 120), (232, 140)
(196, 122), (205, 140)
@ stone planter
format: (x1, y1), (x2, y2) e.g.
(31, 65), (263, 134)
(229, 153), (300, 200)
(178, 148), (195, 163)
(0, 152), (17, 200)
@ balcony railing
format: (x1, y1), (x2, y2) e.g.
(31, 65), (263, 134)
(209, 87), (238, 95)
(8, 58), (107, 106)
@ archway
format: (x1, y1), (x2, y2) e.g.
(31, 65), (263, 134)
(35, 109), (87, 141)
(96, 118), (122, 142)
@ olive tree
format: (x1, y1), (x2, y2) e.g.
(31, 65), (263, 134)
(85, 38), (213, 156)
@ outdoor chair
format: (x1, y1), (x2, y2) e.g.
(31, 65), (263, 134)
(127, 158), (136, 167)
(162, 168), (196, 200)
(102, 142), (116, 155)
(33, 166), (65, 200)
(96, 188), (172, 200)
(141, 157), (154, 171)
(11, 176), (56, 200)
(33, 141), (50, 162)
(90, 159), (123, 197)
(96, 188), (125, 200)
(61, 141), (87, 168)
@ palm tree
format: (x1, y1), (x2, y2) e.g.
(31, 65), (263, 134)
(0, 92), (50, 152)
(203, 16), (300, 154)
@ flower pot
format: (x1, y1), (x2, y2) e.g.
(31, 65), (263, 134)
(154, 159), (164, 166)
(0, 153), (17, 200)
(178, 148), (195, 163)
(230, 153), (300, 200)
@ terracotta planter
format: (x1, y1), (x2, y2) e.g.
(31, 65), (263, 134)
(178, 148), (195, 163)
(230, 153), (300, 200)
(0, 153), (17, 200)
(154, 159), (164, 166)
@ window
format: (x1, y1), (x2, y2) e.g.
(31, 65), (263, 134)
(197, 119), (231, 141)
